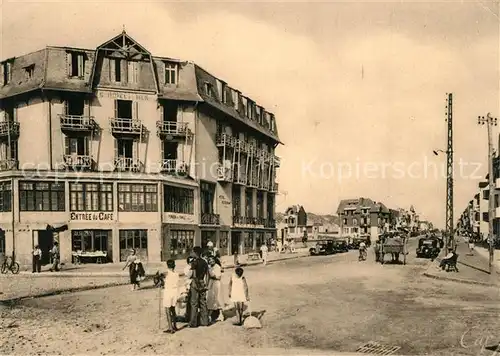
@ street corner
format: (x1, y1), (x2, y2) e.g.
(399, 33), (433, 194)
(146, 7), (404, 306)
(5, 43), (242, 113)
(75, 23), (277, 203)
(422, 255), (499, 288)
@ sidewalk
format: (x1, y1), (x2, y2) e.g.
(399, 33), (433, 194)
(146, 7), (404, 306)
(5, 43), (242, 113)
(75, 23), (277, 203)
(11, 248), (310, 278)
(422, 237), (500, 287)
(0, 249), (310, 302)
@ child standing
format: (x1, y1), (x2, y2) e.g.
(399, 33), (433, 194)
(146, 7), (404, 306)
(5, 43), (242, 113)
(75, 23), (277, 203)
(228, 267), (249, 326)
(163, 259), (179, 333)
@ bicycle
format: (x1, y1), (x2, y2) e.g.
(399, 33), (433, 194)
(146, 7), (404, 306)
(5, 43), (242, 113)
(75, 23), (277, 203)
(1, 255), (20, 274)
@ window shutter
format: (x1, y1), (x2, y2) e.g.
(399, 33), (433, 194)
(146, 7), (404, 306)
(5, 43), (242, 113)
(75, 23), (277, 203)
(114, 138), (119, 158)
(113, 99), (118, 119)
(0, 64), (4, 86)
(133, 102), (138, 120)
(63, 100), (68, 116)
(64, 136), (70, 155)
(160, 140), (164, 161)
(84, 99), (90, 117)
(0, 110), (5, 122)
(77, 54), (84, 77)
(109, 58), (115, 82)
(159, 103), (164, 122)
(66, 52), (72, 77)
(133, 140), (139, 159)
(12, 107), (17, 122)
(127, 61), (132, 83)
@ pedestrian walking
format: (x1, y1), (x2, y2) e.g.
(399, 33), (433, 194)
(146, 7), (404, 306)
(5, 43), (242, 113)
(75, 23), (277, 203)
(162, 259), (179, 334)
(32, 245), (42, 273)
(122, 249), (140, 290)
(229, 266), (249, 326)
(49, 242), (60, 272)
(276, 239), (282, 253)
(182, 256), (194, 321)
(260, 243), (268, 265)
(188, 246), (210, 328)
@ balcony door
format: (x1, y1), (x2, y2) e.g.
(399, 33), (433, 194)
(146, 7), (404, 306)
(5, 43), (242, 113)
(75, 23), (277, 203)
(200, 182), (215, 215)
(162, 100), (178, 122)
(65, 136), (88, 156)
(116, 139), (135, 159)
(65, 96), (85, 116)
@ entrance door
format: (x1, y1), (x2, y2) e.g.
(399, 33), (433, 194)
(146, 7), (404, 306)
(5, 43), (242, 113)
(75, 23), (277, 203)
(231, 232), (241, 255)
(38, 230), (53, 265)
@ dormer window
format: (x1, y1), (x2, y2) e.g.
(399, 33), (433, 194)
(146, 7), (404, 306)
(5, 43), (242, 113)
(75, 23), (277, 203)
(1, 61), (12, 85)
(24, 64), (35, 80)
(215, 79), (223, 101)
(67, 51), (86, 78)
(231, 89), (239, 110)
(204, 82), (214, 97)
(164, 62), (177, 85)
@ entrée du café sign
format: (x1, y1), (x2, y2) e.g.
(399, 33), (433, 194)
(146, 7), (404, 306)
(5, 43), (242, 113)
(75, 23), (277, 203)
(70, 212), (114, 221)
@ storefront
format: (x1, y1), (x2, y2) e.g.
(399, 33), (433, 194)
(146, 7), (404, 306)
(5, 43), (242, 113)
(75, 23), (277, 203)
(72, 230), (112, 263)
(162, 224), (197, 261)
(119, 229), (148, 262)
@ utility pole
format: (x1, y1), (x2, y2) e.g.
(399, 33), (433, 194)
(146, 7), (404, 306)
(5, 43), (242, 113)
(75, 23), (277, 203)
(445, 93), (455, 252)
(478, 113), (497, 274)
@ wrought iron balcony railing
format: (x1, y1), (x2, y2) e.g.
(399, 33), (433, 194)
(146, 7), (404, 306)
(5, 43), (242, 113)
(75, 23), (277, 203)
(59, 115), (96, 132)
(0, 121), (20, 140)
(63, 155), (93, 169)
(156, 121), (189, 138)
(216, 133), (236, 147)
(217, 163), (233, 182)
(233, 215), (246, 225)
(270, 182), (279, 193)
(109, 118), (143, 136)
(160, 159), (188, 175)
(233, 170), (247, 185)
(114, 157), (142, 172)
(256, 217), (266, 226)
(201, 213), (220, 225)
(266, 219), (276, 228)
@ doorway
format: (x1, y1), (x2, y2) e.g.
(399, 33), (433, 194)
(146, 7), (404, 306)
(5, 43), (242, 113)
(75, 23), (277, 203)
(37, 230), (54, 265)
(231, 232), (241, 255)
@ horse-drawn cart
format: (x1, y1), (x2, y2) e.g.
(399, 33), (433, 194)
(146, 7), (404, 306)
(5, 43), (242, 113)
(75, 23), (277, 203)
(379, 233), (408, 265)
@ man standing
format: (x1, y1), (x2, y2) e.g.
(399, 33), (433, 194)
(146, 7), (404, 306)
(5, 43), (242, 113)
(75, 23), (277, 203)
(49, 241), (60, 272)
(260, 243), (269, 266)
(32, 245), (42, 273)
(189, 246), (209, 328)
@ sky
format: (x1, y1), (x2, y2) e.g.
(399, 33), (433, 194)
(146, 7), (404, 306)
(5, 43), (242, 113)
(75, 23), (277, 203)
(0, 0), (499, 227)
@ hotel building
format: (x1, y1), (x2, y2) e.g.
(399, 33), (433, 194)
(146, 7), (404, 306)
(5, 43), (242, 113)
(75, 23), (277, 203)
(0, 31), (281, 266)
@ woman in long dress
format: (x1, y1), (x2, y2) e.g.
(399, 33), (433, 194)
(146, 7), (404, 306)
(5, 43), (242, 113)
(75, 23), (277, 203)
(122, 249), (139, 290)
(207, 256), (224, 323)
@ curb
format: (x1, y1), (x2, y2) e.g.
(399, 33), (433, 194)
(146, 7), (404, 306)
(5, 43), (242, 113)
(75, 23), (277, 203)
(421, 271), (498, 287)
(10, 253), (310, 278)
(0, 253), (311, 303)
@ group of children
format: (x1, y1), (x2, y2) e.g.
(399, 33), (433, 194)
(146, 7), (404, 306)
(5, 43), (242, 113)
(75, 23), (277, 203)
(161, 257), (250, 333)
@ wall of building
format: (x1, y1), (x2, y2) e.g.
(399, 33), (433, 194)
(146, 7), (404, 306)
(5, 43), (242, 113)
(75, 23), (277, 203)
(17, 98), (49, 169)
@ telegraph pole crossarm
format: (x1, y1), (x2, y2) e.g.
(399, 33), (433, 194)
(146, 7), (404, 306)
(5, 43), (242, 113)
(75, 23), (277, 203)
(478, 113), (497, 274)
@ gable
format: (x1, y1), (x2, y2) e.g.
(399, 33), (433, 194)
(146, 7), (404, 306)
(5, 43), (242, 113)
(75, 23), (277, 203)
(98, 31), (150, 61)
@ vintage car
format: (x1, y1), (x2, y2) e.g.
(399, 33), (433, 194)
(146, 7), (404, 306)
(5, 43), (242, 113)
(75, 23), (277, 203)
(349, 238), (367, 249)
(332, 239), (349, 253)
(309, 240), (336, 255)
(416, 237), (440, 259)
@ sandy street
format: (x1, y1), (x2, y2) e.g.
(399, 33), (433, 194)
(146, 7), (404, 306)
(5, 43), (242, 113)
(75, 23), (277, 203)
(2, 243), (500, 355)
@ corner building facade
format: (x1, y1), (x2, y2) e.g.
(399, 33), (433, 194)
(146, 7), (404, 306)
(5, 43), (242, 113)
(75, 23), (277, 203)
(0, 31), (281, 266)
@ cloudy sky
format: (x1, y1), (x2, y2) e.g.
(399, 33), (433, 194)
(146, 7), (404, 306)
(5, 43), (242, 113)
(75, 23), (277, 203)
(1, 0), (498, 227)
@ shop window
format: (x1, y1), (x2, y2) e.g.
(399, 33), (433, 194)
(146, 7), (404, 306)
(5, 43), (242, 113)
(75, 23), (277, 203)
(168, 230), (195, 260)
(119, 229), (148, 261)
(219, 231), (229, 256)
(70, 182), (113, 211)
(118, 184), (157, 212)
(244, 232), (254, 254)
(19, 181), (65, 211)
(72, 230), (110, 253)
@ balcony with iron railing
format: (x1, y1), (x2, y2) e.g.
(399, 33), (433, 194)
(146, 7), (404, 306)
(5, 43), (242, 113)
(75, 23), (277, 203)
(160, 159), (188, 176)
(261, 180), (270, 191)
(114, 157), (142, 172)
(270, 182), (279, 193)
(156, 121), (189, 138)
(216, 133), (236, 148)
(233, 215), (246, 225)
(217, 163), (233, 182)
(0, 159), (18, 171)
(109, 118), (143, 136)
(256, 217), (266, 226)
(63, 155), (93, 170)
(233, 169), (247, 185)
(248, 172), (259, 188)
(201, 213), (220, 225)
(265, 218), (276, 228)
(0, 121), (20, 141)
(59, 115), (96, 132)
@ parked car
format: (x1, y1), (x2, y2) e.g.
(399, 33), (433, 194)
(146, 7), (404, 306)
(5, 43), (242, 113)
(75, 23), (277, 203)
(309, 240), (336, 255)
(416, 237), (440, 259)
(332, 239), (349, 253)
